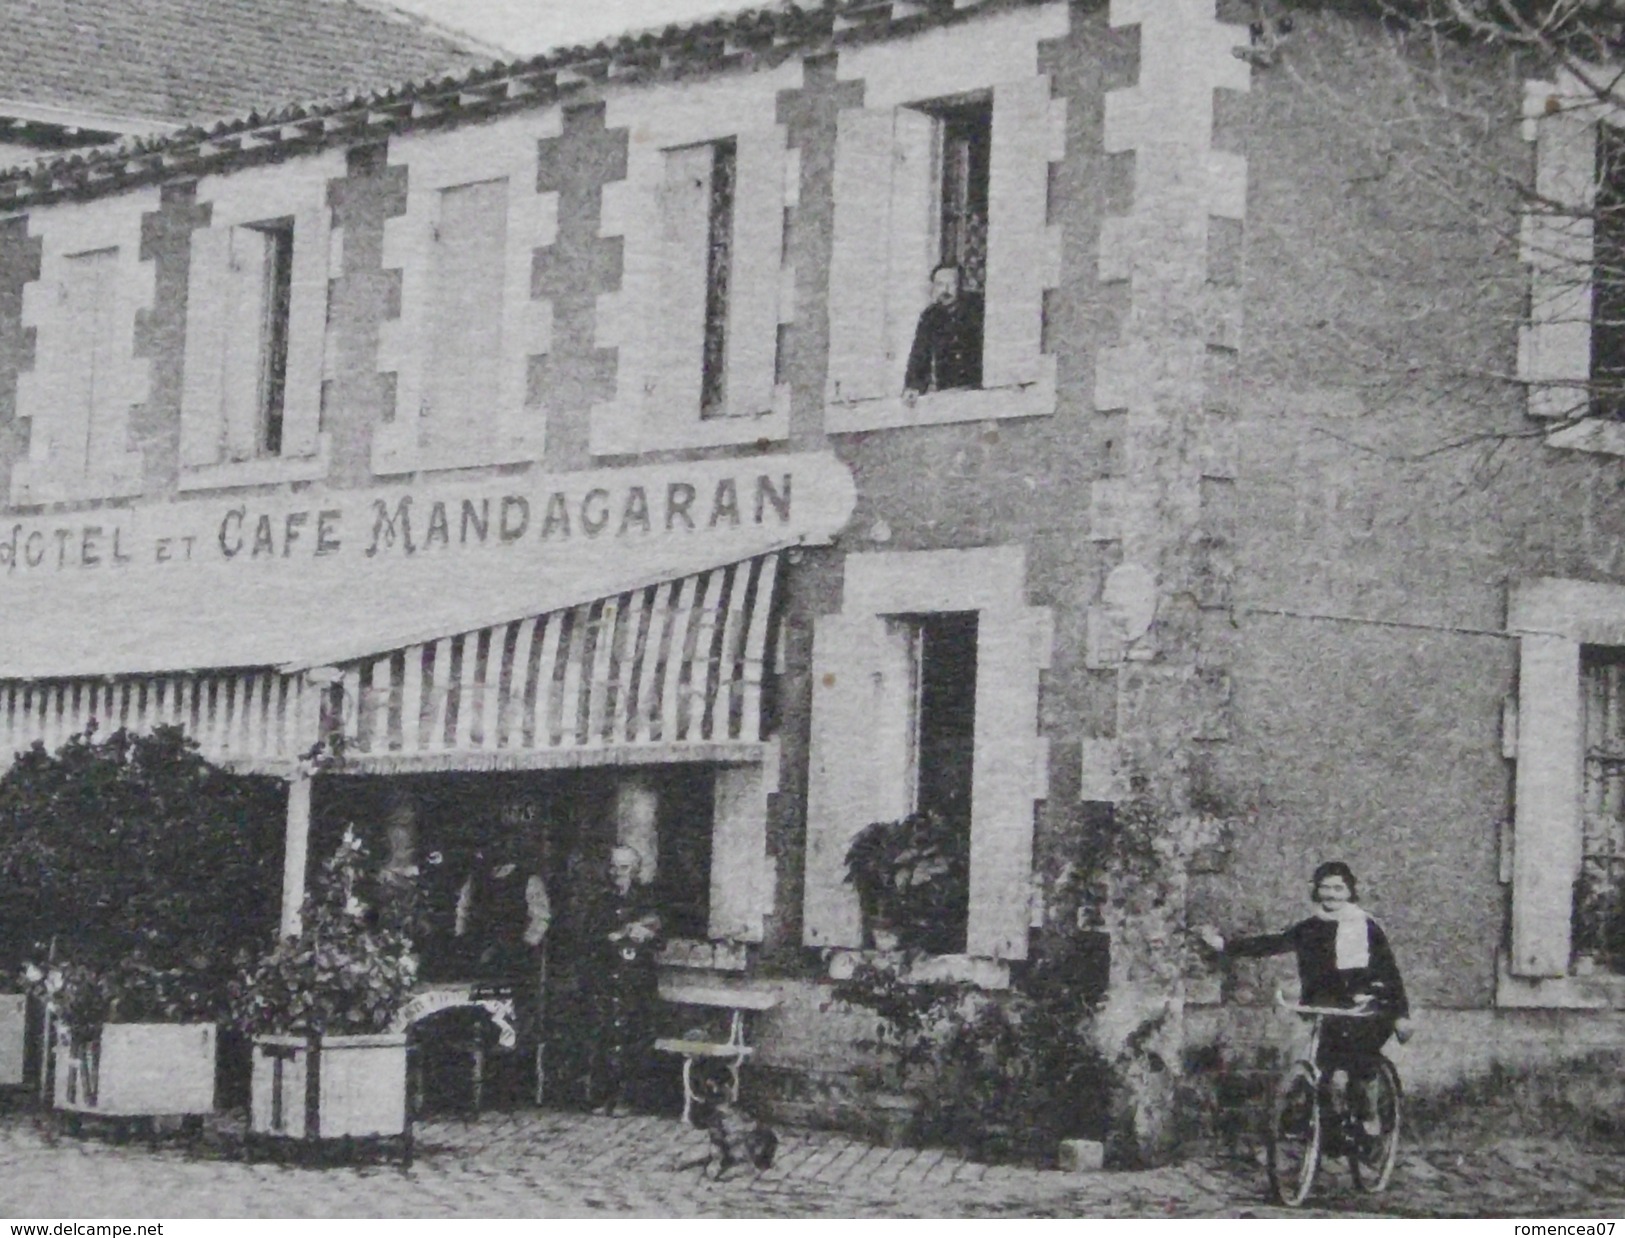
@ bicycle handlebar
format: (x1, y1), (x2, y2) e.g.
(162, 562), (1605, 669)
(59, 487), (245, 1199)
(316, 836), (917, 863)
(1273, 989), (1379, 1018)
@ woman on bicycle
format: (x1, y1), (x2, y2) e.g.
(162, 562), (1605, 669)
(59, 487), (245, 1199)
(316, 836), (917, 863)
(1199, 861), (1413, 1127)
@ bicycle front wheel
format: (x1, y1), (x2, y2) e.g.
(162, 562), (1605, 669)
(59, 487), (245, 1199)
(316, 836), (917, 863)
(1350, 1057), (1402, 1193)
(1266, 1066), (1321, 1207)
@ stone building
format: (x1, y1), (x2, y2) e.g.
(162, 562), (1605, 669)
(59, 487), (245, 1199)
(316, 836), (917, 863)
(0, 0), (1621, 1152)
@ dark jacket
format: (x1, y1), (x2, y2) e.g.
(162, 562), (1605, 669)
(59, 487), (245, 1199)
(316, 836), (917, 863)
(904, 294), (984, 394)
(1227, 912), (1409, 1018)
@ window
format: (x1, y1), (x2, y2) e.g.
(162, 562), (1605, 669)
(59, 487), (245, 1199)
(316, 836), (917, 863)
(180, 153), (341, 489)
(823, 5), (1064, 432)
(900, 611), (977, 953)
(233, 220), (294, 457)
(935, 101), (991, 295)
(804, 546), (1051, 968)
(1592, 125), (1625, 419)
(659, 139), (742, 420)
(423, 180), (507, 461)
(702, 140), (737, 417)
(11, 191), (151, 504)
(591, 62), (800, 454)
(1578, 646), (1625, 973)
(1506, 577), (1625, 1006)
(374, 122), (554, 474)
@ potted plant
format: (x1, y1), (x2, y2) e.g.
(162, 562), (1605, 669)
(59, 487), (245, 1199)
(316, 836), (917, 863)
(843, 811), (967, 954)
(0, 725), (283, 1118)
(23, 956), (219, 1119)
(230, 827), (418, 1152)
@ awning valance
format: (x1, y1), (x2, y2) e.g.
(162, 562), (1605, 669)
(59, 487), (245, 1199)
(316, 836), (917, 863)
(0, 553), (784, 775)
(332, 554), (780, 771)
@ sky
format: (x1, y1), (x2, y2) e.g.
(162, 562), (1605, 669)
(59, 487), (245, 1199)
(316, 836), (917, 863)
(385, 0), (746, 56)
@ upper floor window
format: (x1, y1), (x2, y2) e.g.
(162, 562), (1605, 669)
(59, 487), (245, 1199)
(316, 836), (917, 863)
(219, 219), (295, 459)
(900, 100), (991, 404)
(825, 6), (1064, 433)
(1592, 123), (1625, 420)
(375, 122), (555, 475)
(660, 138), (743, 421)
(591, 62), (801, 455)
(180, 152), (342, 490)
(11, 191), (153, 505)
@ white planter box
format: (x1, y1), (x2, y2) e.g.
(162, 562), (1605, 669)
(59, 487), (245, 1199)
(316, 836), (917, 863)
(0, 994), (26, 1087)
(52, 1022), (217, 1116)
(250, 1033), (408, 1140)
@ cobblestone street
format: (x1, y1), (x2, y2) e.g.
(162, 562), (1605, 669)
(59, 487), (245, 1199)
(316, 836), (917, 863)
(1, 1107), (1621, 1218)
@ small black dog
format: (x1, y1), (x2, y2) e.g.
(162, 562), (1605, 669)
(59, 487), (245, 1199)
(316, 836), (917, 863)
(682, 1063), (778, 1180)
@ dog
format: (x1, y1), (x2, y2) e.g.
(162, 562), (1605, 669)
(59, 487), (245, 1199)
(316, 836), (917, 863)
(678, 1061), (778, 1181)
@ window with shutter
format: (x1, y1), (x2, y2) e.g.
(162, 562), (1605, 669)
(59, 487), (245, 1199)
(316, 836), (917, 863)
(179, 153), (340, 491)
(11, 191), (152, 505)
(803, 547), (1050, 968)
(1505, 577), (1625, 1007)
(825, 5), (1064, 434)
(375, 121), (556, 475)
(591, 62), (799, 455)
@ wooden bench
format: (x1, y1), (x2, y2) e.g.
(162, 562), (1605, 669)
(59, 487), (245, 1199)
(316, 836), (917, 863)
(653, 983), (780, 1126)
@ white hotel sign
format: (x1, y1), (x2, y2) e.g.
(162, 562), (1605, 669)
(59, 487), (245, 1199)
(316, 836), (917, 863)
(0, 452), (856, 678)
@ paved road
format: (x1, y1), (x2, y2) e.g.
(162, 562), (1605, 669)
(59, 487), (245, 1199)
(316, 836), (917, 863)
(1, 1108), (1621, 1218)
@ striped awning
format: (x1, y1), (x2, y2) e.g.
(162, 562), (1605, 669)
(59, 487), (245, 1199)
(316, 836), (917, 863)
(0, 554), (783, 775)
(0, 670), (310, 774)
(334, 554), (779, 771)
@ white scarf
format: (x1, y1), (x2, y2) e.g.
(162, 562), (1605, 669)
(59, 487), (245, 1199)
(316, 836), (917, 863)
(1316, 903), (1370, 970)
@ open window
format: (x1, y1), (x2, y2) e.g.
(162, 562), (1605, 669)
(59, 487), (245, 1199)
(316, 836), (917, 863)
(823, 7), (1063, 433)
(180, 153), (341, 489)
(804, 546), (1050, 971)
(659, 138), (744, 421)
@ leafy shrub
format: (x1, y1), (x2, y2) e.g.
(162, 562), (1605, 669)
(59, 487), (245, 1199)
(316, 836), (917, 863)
(229, 827), (418, 1037)
(1, 725), (284, 1036)
(830, 952), (1109, 1165)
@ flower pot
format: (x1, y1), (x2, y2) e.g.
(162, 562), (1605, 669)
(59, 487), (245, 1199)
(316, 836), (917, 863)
(250, 1032), (408, 1140)
(0, 994), (25, 1087)
(52, 1022), (216, 1116)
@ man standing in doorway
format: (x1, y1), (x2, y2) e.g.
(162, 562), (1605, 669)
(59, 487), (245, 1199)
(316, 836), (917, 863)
(903, 262), (984, 404)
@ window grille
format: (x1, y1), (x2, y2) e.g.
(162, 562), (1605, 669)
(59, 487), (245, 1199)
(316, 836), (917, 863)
(1578, 645), (1625, 972)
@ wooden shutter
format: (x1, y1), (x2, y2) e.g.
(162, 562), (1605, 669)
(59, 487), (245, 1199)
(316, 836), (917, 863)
(425, 179), (507, 461)
(965, 607), (1050, 959)
(709, 761), (769, 942)
(802, 613), (912, 947)
(281, 211), (326, 458)
(222, 226), (269, 462)
(725, 129), (787, 418)
(1512, 634), (1583, 976)
(655, 144), (713, 416)
(179, 227), (232, 468)
(884, 107), (937, 397)
(983, 77), (1056, 390)
(826, 108), (898, 406)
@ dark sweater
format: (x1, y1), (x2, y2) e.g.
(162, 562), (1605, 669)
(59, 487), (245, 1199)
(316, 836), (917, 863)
(904, 294), (984, 394)
(1227, 912), (1409, 1018)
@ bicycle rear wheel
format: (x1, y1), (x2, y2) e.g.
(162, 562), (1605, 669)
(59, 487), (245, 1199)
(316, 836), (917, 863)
(1266, 1066), (1321, 1206)
(1349, 1057), (1402, 1193)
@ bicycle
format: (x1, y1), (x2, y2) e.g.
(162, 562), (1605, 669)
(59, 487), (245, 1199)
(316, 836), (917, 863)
(1265, 992), (1403, 1207)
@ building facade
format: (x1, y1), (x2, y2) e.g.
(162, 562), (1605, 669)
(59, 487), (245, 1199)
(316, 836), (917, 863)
(0, 0), (1622, 1142)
